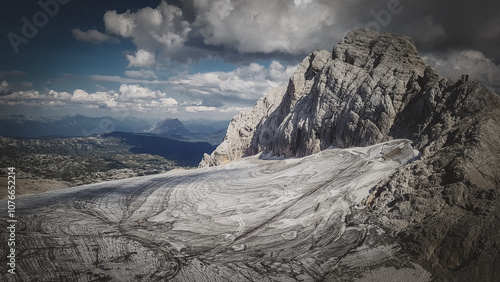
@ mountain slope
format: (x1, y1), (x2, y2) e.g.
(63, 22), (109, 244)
(0, 114), (153, 138)
(200, 86), (287, 166)
(201, 28), (500, 281)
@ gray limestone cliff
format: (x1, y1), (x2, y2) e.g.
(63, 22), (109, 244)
(201, 29), (429, 166)
(199, 86), (287, 167)
(201, 28), (500, 281)
(364, 70), (500, 281)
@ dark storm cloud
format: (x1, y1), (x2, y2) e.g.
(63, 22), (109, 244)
(162, 0), (500, 64)
(408, 0), (500, 61)
(338, 0), (500, 62)
(2, 0), (498, 62)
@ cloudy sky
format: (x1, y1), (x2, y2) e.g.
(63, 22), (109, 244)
(0, 0), (499, 120)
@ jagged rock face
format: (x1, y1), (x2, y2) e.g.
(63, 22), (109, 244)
(201, 29), (430, 166)
(365, 80), (500, 281)
(199, 86), (287, 167)
(201, 28), (500, 281)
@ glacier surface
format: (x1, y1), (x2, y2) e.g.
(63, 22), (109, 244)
(0, 139), (430, 281)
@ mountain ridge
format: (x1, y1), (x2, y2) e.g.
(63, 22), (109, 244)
(201, 29), (431, 166)
(200, 28), (500, 281)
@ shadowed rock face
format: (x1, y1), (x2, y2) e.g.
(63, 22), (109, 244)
(200, 86), (288, 167)
(201, 28), (500, 281)
(366, 77), (500, 281)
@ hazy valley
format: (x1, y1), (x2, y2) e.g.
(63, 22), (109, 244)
(0, 118), (224, 198)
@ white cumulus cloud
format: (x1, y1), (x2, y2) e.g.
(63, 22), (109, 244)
(169, 60), (298, 103)
(160, 97), (178, 107)
(98, 0), (346, 65)
(126, 49), (156, 67)
(193, 0), (342, 54)
(71, 89), (119, 108)
(219, 106), (251, 113)
(118, 84), (161, 99)
(104, 1), (191, 63)
(0, 84), (179, 112)
(104, 10), (136, 38)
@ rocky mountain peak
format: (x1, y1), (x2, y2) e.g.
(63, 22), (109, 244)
(147, 118), (189, 135)
(332, 28), (425, 72)
(201, 28), (436, 166)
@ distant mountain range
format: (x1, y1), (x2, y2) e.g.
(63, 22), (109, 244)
(0, 115), (222, 195)
(0, 114), (152, 138)
(0, 114), (229, 145)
